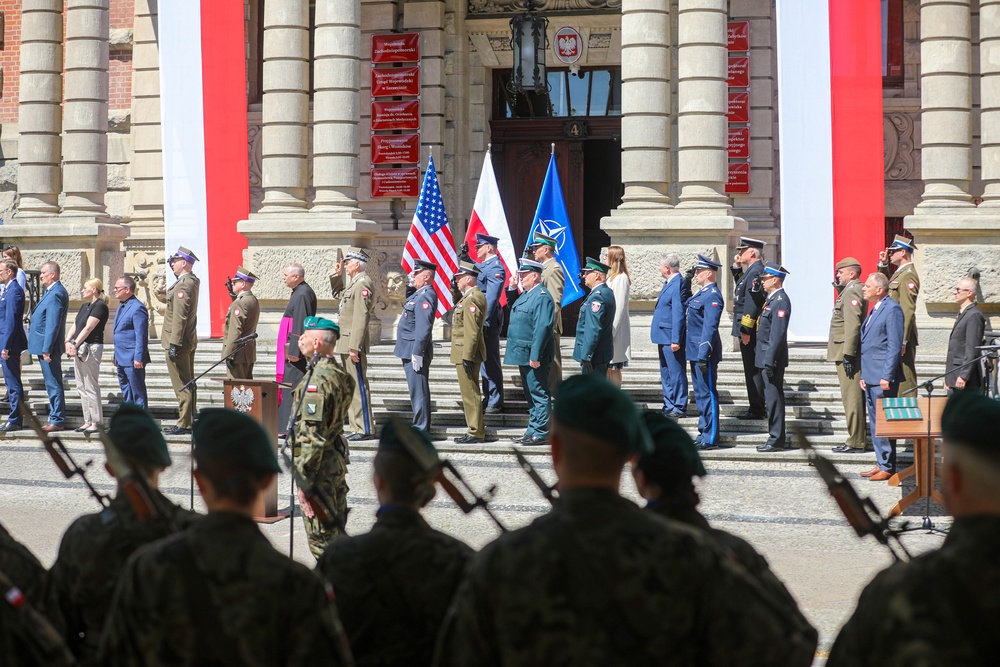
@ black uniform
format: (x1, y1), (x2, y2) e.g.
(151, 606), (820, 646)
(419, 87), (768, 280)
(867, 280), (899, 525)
(277, 281), (317, 430)
(731, 260), (766, 416)
(755, 288), (791, 450)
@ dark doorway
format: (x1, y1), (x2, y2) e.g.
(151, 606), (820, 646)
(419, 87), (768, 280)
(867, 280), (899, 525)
(582, 140), (621, 260)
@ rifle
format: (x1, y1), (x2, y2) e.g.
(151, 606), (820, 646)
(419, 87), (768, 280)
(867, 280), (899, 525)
(0, 567), (77, 666)
(795, 427), (910, 561)
(23, 404), (110, 509)
(95, 425), (178, 531)
(511, 448), (558, 504)
(280, 449), (348, 535)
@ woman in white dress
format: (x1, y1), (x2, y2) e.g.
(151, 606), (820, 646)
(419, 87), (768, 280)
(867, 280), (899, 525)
(606, 245), (631, 388)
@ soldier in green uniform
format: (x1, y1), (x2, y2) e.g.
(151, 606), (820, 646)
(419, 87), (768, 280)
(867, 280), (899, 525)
(48, 403), (199, 665)
(878, 234), (920, 395)
(292, 316), (356, 559)
(434, 374), (817, 667)
(161, 246), (200, 435)
(531, 232), (564, 392)
(504, 258), (555, 446)
(99, 409), (354, 667)
(828, 257), (868, 453)
(222, 266), (260, 379)
(450, 261), (487, 444)
(316, 419), (473, 667)
(330, 248), (376, 441)
(828, 391), (1000, 666)
(572, 257), (616, 377)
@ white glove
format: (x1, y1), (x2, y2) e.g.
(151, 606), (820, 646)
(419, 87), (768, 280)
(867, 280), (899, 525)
(411, 354), (423, 372)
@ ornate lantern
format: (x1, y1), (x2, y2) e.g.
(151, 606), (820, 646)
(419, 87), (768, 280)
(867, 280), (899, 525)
(510, 0), (549, 94)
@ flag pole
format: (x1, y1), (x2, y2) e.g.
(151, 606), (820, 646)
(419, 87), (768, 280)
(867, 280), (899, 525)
(551, 142), (555, 155)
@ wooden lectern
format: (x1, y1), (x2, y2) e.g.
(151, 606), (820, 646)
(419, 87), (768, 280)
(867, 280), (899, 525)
(222, 378), (286, 522)
(875, 395), (947, 517)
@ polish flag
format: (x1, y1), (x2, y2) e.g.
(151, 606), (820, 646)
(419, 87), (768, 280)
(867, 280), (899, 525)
(776, 0), (885, 340)
(157, 0), (249, 338)
(465, 151), (518, 306)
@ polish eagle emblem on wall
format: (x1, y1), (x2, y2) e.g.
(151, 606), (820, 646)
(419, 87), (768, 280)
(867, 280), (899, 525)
(230, 385), (255, 413)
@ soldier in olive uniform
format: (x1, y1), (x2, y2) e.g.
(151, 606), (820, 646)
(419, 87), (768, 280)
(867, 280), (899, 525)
(531, 232), (564, 392)
(878, 234), (920, 396)
(330, 248), (376, 441)
(99, 409), (354, 667)
(755, 263), (792, 452)
(450, 261), (487, 443)
(291, 317), (356, 559)
(731, 237), (767, 420)
(572, 257), (615, 377)
(161, 246), (200, 435)
(394, 259), (438, 432)
(48, 403), (199, 665)
(317, 419), (473, 667)
(221, 267), (260, 379)
(505, 258), (555, 445)
(828, 391), (1000, 667)
(828, 258), (868, 453)
(434, 374), (817, 667)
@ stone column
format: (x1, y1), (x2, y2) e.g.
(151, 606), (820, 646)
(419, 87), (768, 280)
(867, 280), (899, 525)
(63, 0), (110, 216)
(259, 0), (310, 211)
(981, 0), (1000, 205)
(916, 0), (973, 208)
(312, 0), (362, 213)
(16, 0), (63, 216)
(618, 0), (671, 208)
(676, 0), (730, 208)
(130, 0), (165, 234)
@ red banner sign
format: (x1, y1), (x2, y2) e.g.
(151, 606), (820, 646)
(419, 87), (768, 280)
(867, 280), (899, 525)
(728, 21), (750, 51)
(371, 66), (420, 97)
(371, 167), (420, 198)
(727, 57), (750, 87)
(371, 133), (420, 165)
(371, 32), (420, 64)
(371, 100), (420, 130)
(728, 92), (750, 123)
(728, 127), (750, 159)
(726, 162), (751, 194)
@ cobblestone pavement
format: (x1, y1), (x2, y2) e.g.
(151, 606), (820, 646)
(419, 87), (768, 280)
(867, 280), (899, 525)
(2, 438), (948, 660)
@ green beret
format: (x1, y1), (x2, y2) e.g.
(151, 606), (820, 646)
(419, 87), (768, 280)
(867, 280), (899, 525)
(636, 411), (706, 486)
(553, 374), (652, 454)
(303, 315), (340, 334)
(193, 408), (280, 473)
(108, 403), (171, 468)
(942, 391), (1000, 458)
(378, 418), (440, 472)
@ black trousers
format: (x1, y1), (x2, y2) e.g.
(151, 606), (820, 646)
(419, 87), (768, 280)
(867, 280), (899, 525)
(741, 334), (765, 414)
(761, 365), (786, 448)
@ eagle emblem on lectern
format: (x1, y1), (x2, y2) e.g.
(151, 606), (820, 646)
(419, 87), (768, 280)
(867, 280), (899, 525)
(231, 385), (255, 413)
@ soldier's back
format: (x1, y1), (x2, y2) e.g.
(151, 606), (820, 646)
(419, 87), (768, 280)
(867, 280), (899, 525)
(1, 522), (56, 667)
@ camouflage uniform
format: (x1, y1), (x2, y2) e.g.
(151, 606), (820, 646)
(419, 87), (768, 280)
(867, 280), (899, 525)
(47, 491), (199, 665)
(828, 515), (1000, 667)
(99, 511), (352, 666)
(292, 355), (355, 558)
(434, 488), (816, 667)
(316, 505), (473, 666)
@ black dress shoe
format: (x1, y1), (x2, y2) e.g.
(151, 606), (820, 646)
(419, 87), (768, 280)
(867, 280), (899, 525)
(756, 444), (788, 453)
(484, 406), (504, 415)
(346, 433), (373, 442)
(665, 410), (686, 419)
(737, 411), (766, 420)
(696, 442), (720, 451)
(831, 444), (866, 454)
(162, 426), (191, 436)
(0, 422), (21, 433)
(519, 435), (548, 446)
(454, 435), (485, 444)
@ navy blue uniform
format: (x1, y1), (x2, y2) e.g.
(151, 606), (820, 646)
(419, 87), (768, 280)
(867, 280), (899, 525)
(504, 284), (555, 438)
(394, 285), (437, 431)
(755, 288), (791, 449)
(0, 280), (27, 427)
(686, 283), (724, 445)
(476, 255), (506, 410)
(572, 282), (615, 377)
(651, 274), (688, 415)
(732, 261), (766, 415)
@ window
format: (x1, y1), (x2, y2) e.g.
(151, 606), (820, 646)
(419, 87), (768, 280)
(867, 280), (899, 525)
(883, 0), (904, 88)
(494, 68), (622, 119)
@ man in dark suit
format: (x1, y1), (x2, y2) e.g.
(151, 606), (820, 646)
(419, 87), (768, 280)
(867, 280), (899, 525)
(755, 263), (792, 453)
(0, 259), (27, 431)
(650, 253), (688, 418)
(859, 272), (905, 481)
(730, 237), (767, 420)
(945, 277), (987, 392)
(394, 259), (438, 432)
(112, 275), (150, 408)
(28, 261), (68, 431)
(572, 257), (616, 378)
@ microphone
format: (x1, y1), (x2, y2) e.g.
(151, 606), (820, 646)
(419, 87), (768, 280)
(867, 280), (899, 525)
(234, 333), (258, 345)
(306, 352), (322, 370)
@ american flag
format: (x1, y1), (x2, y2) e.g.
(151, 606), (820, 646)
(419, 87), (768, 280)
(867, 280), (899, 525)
(402, 155), (459, 317)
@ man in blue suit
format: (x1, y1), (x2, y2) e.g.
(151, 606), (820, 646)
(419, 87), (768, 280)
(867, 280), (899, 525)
(112, 275), (150, 408)
(28, 261), (68, 431)
(859, 272), (905, 481)
(475, 233), (507, 414)
(394, 259), (438, 431)
(686, 254), (725, 450)
(651, 253), (689, 418)
(0, 259), (27, 431)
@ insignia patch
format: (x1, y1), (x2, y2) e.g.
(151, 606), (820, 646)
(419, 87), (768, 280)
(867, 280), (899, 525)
(406, 301), (414, 307)
(469, 305), (477, 313)
(592, 301), (601, 313)
(362, 288), (370, 297)
(306, 404), (317, 415)
(907, 282), (916, 291)
(307, 385), (318, 393)
(495, 273), (502, 279)
(177, 291), (184, 299)
(711, 302), (719, 307)
(851, 299), (858, 307)
(422, 302), (430, 310)
(234, 308), (241, 317)
(765, 307), (771, 312)
(778, 310), (786, 318)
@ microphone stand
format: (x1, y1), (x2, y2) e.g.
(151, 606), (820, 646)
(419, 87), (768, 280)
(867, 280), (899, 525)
(178, 338), (254, 509)
(281, 352), (322, 559)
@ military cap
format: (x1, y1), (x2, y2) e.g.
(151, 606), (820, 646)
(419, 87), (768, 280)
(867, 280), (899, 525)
(763, 262), (790, 278)
(889, 234), (916, 252)
(412, 259), (438, 273)
(303, 315), (340, 334)
(108, 403), (172, 468)
(168, 246), (198, 264)
(736, 237), (766, 251)
(455, 260), (481, 277)
(835, 257), (862, 271)
(635, 411), (706, 486)
(234, 266), (258, 283)
(582, 257), (611, 274)
(345, 247), (370, 263)
(942, 390), (1000, 457)
(532, 232), (557, 249)
(378, 418), (440, 473)
(518, 258), (544, 273)
(193, 408), (281, 473)
(553, 374), (652, 454)
(694, 254), (722, 271)
(475, 233), (500, 247)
